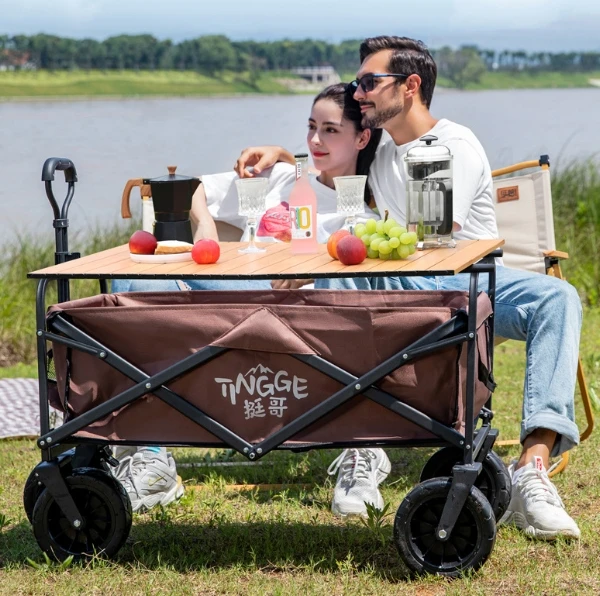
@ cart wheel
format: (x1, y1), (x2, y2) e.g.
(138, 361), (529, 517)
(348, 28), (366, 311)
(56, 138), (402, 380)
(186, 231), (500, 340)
(394, 477), (496, 578)
(23, 468), (47, 524)
(23, 454), (76, 524)
(31, 468), (132, 561)
(420, 447), (511, 520)
(24, 448), (115, 524)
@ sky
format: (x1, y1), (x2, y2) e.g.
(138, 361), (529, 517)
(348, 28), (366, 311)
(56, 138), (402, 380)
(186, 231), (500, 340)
(2, 0), (600, 52)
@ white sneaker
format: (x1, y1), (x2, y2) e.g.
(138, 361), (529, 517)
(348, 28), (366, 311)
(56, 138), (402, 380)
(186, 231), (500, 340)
(499, 455), (580, 540)
(327, 448), (391, 517)
(113, 447), (184, 513)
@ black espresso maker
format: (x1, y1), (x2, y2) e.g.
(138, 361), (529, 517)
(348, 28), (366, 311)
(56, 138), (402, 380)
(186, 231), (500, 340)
(121, 166), (200, 243)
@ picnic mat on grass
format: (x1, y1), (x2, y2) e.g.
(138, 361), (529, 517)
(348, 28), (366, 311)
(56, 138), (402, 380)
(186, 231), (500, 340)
(0, 378), (62, 439)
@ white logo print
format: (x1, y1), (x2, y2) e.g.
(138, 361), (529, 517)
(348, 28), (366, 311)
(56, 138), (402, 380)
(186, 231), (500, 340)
(215, 365), (308, 420)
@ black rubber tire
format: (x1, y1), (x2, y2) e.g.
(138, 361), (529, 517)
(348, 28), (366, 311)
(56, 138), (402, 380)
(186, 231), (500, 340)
(31, 468), (132, 562)
(420, 447), (511, 521)
(394, 477), (496, 578)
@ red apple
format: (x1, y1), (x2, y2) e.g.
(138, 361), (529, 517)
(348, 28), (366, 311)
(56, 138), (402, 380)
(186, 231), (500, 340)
(327, 229), (351, 259)
(129, 230), (157, 255)
(336, 235), (367, 265)
(192, 239), (220, 264)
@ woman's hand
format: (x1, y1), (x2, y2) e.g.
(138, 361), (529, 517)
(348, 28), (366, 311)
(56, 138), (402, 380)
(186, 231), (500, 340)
(234, 146), (295, 178)
(271, 278), (314, 290)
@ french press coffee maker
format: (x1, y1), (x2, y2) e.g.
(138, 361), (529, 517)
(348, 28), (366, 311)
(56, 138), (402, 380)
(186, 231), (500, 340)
(121, 166), (200, 243)
(403, 135), (455, 248)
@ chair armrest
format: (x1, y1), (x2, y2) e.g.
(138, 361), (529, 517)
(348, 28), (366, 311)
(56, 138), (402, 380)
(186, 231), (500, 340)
(543, 250), (569, 260)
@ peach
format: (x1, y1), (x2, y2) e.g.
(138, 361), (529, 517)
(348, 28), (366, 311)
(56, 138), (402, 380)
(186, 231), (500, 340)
(129, 230), (157, 255)
(327, 229), (351, 259)
(192, 239), (220, 264)
(336, 235), (367, 265)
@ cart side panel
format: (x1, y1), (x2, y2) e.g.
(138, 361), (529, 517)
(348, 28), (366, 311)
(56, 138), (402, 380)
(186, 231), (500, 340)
(48, 290), (493, 445)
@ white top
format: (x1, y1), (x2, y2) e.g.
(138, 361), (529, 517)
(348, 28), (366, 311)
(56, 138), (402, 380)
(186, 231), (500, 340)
(202, 163), (378, 243)
(369, 119), (499, 241)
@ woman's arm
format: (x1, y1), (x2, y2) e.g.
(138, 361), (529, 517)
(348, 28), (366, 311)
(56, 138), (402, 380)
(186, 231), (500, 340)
(234, 146), (295, 178)
(190, 182), (219, 242)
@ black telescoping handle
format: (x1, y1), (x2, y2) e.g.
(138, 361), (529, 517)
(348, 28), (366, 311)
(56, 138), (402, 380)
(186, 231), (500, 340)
(41, 157), (79, 303)
(41, 157), (78, 183)
(41, 157), (78, 220)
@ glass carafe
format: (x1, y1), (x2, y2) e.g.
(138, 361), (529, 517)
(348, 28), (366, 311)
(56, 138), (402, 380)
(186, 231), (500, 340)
(404, 135), (455, 248)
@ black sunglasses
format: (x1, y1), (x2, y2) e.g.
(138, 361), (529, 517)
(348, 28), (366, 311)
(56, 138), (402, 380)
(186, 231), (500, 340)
(349, 73), (410, 93)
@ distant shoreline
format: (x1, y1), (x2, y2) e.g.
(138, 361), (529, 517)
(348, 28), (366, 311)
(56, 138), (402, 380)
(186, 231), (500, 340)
(1, 69), (599, 101)
(0, 92), (296, 103)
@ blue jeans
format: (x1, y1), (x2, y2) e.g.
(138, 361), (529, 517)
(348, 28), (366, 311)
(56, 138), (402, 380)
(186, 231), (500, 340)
(111, 278), (272, 292)
(315, 266), (582, 456)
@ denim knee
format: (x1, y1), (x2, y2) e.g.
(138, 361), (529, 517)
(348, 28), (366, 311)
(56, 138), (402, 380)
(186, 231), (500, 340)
(557, 279), (582, 321)
(535, 275), (582, 326)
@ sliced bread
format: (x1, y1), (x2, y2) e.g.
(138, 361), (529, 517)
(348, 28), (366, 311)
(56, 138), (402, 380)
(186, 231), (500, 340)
(155, 240), (194, 255)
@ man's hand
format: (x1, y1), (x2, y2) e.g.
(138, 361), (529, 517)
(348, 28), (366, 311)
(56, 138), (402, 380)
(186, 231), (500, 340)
(234, 145), (295, 178)
(271, 278), (314, 290)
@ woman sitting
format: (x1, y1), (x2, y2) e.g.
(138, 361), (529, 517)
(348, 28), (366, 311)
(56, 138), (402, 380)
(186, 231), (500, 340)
(109, 83), (382, 514)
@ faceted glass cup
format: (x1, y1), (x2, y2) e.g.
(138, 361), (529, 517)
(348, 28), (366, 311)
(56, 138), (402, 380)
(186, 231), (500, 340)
(235, 177), (268, 253)
(333, 175), (367, 232)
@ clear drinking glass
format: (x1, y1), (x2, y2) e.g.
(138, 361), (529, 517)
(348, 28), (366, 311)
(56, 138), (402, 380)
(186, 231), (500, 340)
(235, 177), (268, 254)
(333, 175), (367, 233)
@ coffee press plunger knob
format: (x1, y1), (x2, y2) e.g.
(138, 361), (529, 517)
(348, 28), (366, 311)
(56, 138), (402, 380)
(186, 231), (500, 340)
(420, 134), (438, 146)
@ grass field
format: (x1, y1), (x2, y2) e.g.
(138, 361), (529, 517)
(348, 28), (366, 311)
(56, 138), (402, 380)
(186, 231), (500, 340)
(1, 69), (600, 100)
(341, 70), (600, 90)
(465, 70), (600, 90)
(0, 70), (292, 98)
(0, 309), (598, 594)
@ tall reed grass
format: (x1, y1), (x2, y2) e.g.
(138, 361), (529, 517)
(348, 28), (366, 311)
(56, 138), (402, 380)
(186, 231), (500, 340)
(0, 220), (137, 365)
(551, 158), (600, 304)
(0, 159), (599, 366)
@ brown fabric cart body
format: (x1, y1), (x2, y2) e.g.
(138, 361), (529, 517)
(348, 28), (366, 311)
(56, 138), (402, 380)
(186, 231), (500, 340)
(47, 289), (493, 446)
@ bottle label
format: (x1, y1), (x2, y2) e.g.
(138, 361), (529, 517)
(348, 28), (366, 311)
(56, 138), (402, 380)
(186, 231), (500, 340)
(290, 205), (314, 239)
(296, 161), (302, 180)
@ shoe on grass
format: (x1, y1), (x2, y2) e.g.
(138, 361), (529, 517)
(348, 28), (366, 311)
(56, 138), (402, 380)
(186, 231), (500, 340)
(327, 448), (391, 517)
(113, 447), (184, 513)
(499, 455), (580, 540)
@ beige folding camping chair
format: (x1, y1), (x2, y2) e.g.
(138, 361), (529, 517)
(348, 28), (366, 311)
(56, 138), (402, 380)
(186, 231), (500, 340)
(492, 155), (594, 475)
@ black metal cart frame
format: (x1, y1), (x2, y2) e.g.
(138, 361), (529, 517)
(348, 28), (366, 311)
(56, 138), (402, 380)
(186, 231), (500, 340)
(26, 158), (504, 575)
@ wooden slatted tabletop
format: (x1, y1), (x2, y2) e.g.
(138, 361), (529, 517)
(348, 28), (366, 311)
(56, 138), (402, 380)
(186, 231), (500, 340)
(28, 239), (504, 280)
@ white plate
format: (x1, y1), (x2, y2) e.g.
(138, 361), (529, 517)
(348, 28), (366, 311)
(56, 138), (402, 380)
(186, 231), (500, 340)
(129, 252), (193, 264)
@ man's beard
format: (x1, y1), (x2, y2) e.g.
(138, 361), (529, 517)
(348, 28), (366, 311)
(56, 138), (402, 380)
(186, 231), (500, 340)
(361, 103), (403, 129)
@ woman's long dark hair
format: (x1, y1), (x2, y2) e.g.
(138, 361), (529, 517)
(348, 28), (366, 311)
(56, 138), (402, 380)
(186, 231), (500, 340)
(312, 83), (382, 203)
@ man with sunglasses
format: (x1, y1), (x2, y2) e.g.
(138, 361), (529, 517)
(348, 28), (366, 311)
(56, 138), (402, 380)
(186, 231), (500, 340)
(235, 36), (582, 541)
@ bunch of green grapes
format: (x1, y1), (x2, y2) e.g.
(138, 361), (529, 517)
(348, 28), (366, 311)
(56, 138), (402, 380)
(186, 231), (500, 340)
(353, 218), (418, 260)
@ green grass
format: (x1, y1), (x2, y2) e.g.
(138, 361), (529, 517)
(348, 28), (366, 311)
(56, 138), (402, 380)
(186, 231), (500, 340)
(340, 70), (600, 90)
(0, 309), (598, 593)
(0, 220), (140, 366)
(551, 160), (600, 304)
(2, 69), (600, 99)
(464, 70), (600, 90)
(0, 362), (37, 378)
(0, 70), (292, 99)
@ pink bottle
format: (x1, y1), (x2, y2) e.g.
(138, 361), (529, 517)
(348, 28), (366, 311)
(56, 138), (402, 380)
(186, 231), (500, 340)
(289, 153), (319, 254)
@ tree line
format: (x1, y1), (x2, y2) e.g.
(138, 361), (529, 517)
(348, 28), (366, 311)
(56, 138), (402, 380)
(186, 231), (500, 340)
(2, 33), (600, 87)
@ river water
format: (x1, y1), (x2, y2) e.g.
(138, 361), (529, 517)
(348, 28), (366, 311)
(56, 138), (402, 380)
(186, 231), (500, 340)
(1, 88), (598, 243)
